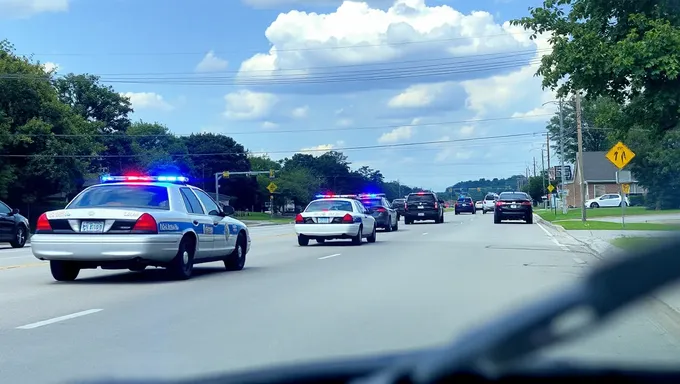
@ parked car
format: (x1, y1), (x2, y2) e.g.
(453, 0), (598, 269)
(0, 201), (29, 248)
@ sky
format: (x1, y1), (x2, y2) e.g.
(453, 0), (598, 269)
(0, 0), (560, 191)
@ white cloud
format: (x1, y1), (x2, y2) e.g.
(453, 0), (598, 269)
(236, 0), (534, 93)
(461, 26), (555, 118)
(337, 118), (353, 127)
(387, 82), (455, 109)
(458, 125), (475, 136)
(262, 121), (279, 129)
(434, 135), (475, 162)
(0, 0), (68, 18)
(291, 105), (309, 118)
(300, 140), (346, 156)
(41, 62), (60, 73)
(223, 90), (278, 120)
(121, 92), (174, 111)
(377, 118), (421, 144)
(195, 50), (229, 73)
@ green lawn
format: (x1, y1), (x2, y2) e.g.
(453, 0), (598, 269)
(609, 237), (663, 251)
(235, 212), (292, 224)
(557, 220), (680, 231)
(537, 207), (680, 223)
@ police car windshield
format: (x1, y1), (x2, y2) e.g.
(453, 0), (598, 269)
(305, 200), (353, 212)
(68, 185), (170, 210)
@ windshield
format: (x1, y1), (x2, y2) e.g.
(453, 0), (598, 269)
(68, 185), (170, 210)
(305, 199), (353, 212)
(5, 0), (680, 381)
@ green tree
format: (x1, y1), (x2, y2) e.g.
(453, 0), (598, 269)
(546, 96), (615, 163)
(521, 176), (545, 201)
(0, 39), (101, 204)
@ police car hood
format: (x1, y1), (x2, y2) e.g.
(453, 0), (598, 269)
(46, 208), (158, 220)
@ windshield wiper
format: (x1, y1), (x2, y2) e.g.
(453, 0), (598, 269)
(356, 236), (680, 384)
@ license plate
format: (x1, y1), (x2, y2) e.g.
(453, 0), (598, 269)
(418, 213), (425, 216)
(418, 206), (424, 209)
(317, 217), (330, 224)
(511, 205), (517, 209)
(81, 220), (104, 233)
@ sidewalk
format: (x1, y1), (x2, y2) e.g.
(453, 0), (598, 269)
(534, 214), (680, 314)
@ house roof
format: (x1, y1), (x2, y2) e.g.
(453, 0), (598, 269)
(576, 151), (638, 182)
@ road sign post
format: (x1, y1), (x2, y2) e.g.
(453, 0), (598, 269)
(606, 142), (636, 229)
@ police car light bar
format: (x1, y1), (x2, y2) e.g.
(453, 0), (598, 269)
(357, 193), (386, 198)
(100, 175), (190, 184)
(315, 194), (357, 199)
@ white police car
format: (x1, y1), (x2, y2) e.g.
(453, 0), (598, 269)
(30, 175), (251, 281)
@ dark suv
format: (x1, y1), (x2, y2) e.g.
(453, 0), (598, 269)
(494, 191), (533, 224)
(404, 192), (444, 224)
(391, 198), (405, 220)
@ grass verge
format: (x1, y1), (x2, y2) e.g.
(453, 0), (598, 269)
(609, 237), (662, 251)
(235, 212), (292, 224)
(537, 207), (680, 223)
(556, 220), (680, 231)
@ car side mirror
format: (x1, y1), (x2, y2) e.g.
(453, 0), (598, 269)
(221, 205), (235, 216)
(11, 208), (19, 215)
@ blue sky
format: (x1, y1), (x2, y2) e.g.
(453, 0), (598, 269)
(0, 0), (558, 190)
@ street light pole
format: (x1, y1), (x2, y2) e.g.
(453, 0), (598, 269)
(541, 147), (546, 209)
(558, 99), (568, 214)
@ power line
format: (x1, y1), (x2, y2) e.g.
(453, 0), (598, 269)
(0, 131), (543, 158)
(18, 31), (536, 57)
(6, 114), (553, 137)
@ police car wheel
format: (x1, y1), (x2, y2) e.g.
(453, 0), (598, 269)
(393, 219), (398, 231)
(50, 260), (80, 282)
(168, 236), (195, 280)
(298, 235), (310, 246)
(224, 233), (247, 271)
(367, 225), (377, 243)
(351, 226), (363, 245)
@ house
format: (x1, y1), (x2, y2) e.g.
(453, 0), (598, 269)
(563, 151), (646, 207)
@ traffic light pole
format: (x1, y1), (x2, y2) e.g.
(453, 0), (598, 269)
(214, 170), (277, 205)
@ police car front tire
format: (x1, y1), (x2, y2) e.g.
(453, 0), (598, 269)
(50, 260), (80, 282)
(298, 235), (309, 246)
(168, 236), (195, 280)
(224, 232), (247, 271)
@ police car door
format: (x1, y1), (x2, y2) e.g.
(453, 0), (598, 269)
(191, 188), (233, 256)
(178, 187), (215, 259)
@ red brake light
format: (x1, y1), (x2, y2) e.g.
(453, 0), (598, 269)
(36, 213), (52, 232)
(375, 207), (386, 212)
(417, 192), (425, 195)
(295, 214), (304, 223)
(404, 202), (408, 210)
(522, 201), (532, 206)
(496, 201), (503, 206)
(342, 213), (354, 223)
(434, 201), (438, 209)
(132, 213), (157, 233)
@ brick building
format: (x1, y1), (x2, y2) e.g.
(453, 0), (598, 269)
(563, 151), (645, 207)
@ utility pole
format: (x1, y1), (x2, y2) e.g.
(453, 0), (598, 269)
(533, 157), (537, 177)
(541, 147), (546, 209)
(575, 92), (586, 222)
(558, 99), (568, 214)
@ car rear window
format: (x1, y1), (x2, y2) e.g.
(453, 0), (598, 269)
(484, 195), (496, 201)
(499, 193), (529, 200)
(68, 185), (170, 210)
(458, 197), (472, 203)
(305, 199), (354, 212)
(408, 194), (435, 203)
(360, 198), (383, 208)
(392, 199), (405, 205)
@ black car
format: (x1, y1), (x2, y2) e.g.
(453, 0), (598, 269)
(0, 200), (30, 248)
(359, 194), (399, 231)
(454, 196), (476, 214)
(494, 192), (533, 224)
(403, 192), (444, 224)
(391, 198), (405, 220)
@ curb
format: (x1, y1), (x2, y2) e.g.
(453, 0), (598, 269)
(532, 213), (606, 259)
(532, 214), (568, 234)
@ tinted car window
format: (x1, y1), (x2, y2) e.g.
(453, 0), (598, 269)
(392, 199), (405, 205)
(306, 200), (354, 212)
(68, 185), (170, 210)
(360, 198), (383, 208)
(408, 194), (435, 203)
(458, 197), (472, 203)
(499, 192), (529, 200)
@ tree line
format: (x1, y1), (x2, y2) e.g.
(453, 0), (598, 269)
(514, 0), (680, 209)
(0, 39), (425, 217)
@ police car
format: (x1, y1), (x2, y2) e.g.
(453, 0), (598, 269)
(294, 194), (377, 246)
(30, 175), (251, 282)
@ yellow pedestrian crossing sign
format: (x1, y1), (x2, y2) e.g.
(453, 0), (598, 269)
(622, 183), (630, 194)
(547, 184), (554, 193)
(267, 182), (278, 194)
(605, 141), (635, 169)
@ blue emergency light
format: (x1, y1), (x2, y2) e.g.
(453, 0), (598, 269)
(100, 175), (190, 184)
(315, 194), (357, 199)
(357, 193), (385, 198)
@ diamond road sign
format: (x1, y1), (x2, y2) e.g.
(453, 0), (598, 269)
(266, 182), (278, 194)
(605, 141), (636, 169)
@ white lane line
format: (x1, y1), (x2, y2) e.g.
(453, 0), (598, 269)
(318, 253), (341, 260)
(16, 309), (103, 330)
(537, 222), (568, 250)
(422, 232), (428, 236)
(573, 257), (587, 265)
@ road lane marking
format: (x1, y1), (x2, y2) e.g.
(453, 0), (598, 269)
(17, 309), (103, 330)
(0, 261), (47, 271)
(573, 257), (587, 265)
(537, 223), (568, 250)
(318, 253), (341, 260)
(422, 232), (428, 236)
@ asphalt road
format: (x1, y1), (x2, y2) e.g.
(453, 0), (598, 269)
(1, 212), (680, 383)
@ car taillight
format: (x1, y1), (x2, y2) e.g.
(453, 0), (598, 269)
(455, 203), (459, 207)
(295, 214), (304, 223)
(521, 201), (532, 206)
(132, 213), (157, 233)
(434, 202), (438, 209)
(36, 213), (52, 232)
(496, 201), (503, 207)
(342, 214), (354, 223)
(404, 202), (408, 211)
(376, 207), (386, 212)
